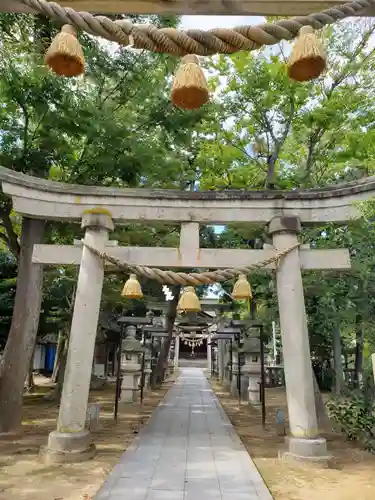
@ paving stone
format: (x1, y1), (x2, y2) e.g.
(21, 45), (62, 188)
(146, 490), (184, 500)
(221, 494), (259, 500)
(110, 477), (151, 495)
(94, 368), (272, 500)
(184, 490), (221, 500)
(151, 475), (186, 491)
(108, 493), (148, 500)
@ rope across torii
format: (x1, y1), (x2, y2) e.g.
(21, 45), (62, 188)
(16, 0), (375, 55)
(16, 0), (373, 109)
(4, 0), (368, 301)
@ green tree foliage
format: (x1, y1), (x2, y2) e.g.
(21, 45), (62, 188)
(1, 12), (375, 407)
(0, 251), (17, 349)
(196, 20), (375, 390)
(196, 20), (375, 190)
(0, 11), (214, 333)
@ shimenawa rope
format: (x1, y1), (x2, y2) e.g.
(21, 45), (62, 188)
(81, 240), (300, 285)
(18, 0), (375, 56)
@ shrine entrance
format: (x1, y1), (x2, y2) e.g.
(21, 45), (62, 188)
(178, 335), (208, 369)
(0, 165), (374, 466)
(179, 336), (207, 361)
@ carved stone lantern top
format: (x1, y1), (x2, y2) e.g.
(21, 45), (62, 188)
(242, 337), (261, 354)
(122, 325), (144, 353)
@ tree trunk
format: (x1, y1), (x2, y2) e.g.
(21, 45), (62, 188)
(0, 200), (20, 259)
(58, 337), (68, 391)
(0, 218), (45, 433)
(344, 352), (348, 370)
(25, 340), (36, 392)
(151, 286), (180, 388)
(58, 342), (68, 394)
(265, 152), (278, 189)
(312, 367), (331, 431)
(355, 313), (364, 388)
(332, 326), (344, 395)
(51, 331), (65, 383)
(44, 334), (68, 401)
(47, 285), (76, 399)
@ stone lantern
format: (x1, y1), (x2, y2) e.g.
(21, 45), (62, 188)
(120, 325), (144, 403)
(143, 338), (152, 390)
(242, 337), (264, 405)
(230, 347), (240, 397)
(224, 344), (232, 389)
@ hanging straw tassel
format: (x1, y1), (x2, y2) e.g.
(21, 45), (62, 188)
(231, 274), (252, 300)
(121, 274), (143, 299)
(171, 55), (209, 110)
(177, 286), (201, 312)
(45, 24), (85, 77)
(287, 26), (327, 82)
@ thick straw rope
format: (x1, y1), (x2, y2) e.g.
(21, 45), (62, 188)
(82, 240), (300, 285)
(18, 0), (375, 56)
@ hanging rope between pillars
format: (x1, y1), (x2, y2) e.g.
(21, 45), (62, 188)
(81, 240), (300, 286)
(18, 0), (375, 56)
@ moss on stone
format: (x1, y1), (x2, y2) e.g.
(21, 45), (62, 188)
(82, 206), (112, 217)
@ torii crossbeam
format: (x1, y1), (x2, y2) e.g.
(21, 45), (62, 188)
(32, 222), (350, 271)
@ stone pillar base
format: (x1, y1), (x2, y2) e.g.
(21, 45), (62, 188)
(279, 436), (330, 464)
(121, 395), (138, 404)
(41, 430), (95, 464)
(248, 395), (261, 406)
(230, 376), (238, 397)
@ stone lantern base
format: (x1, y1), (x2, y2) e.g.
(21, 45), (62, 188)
(120, 369), (141, 403)
(247, 373), (261, 405)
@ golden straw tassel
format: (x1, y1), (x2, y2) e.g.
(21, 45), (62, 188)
(177, 286), (201, 312)
(287, 26), (327, 82)
(231, 274), (252, 300)
(121, 274), (143, 299)
(45, 24), (85, 77)
(171, 55), (209, 110)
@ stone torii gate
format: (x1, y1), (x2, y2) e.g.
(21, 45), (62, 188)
(1, 167), (375, 463)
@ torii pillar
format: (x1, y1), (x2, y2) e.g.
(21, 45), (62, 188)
(0, 166), (366, 464)
(269, 216), (328, 460)
(42, 210), (113, 463)
(31, 219), (347, 462)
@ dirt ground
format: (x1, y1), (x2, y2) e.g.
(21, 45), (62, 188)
(0, 373), (176, 500)
(210, 378), (375, 500)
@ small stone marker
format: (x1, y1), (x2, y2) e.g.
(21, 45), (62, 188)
(86, 402), (100, 431)
(275, 408), (286, 436)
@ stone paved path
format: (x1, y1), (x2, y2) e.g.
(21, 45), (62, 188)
(95, 367), (273, 500)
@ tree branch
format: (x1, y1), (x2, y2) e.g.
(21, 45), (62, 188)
(326, 26), (375, 97)
(0, 232), (9, 245)
(262, 112), (278, 145)
(0, 201), (20, 259)
(12, 95), (30, 163)
(265, 93), (296, 189)
(30, 108), (49, 145)
(300, 35), (375, 184)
